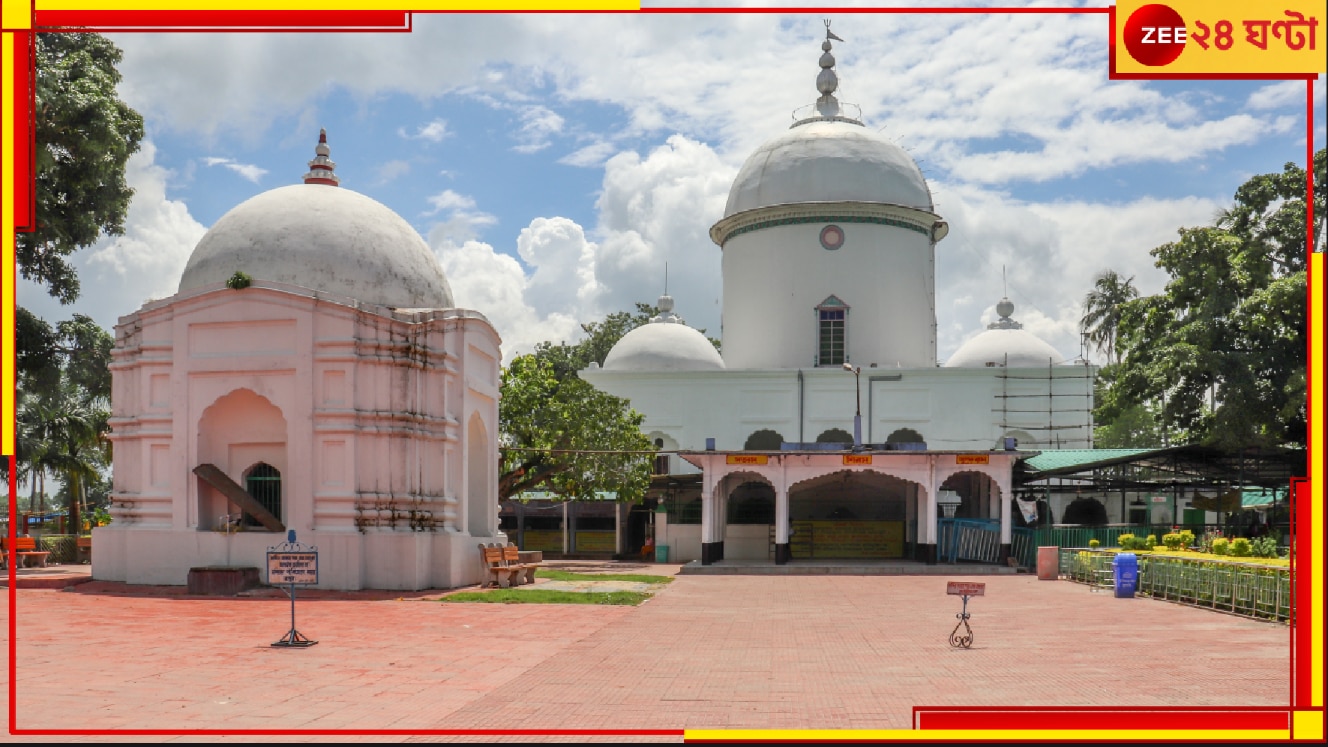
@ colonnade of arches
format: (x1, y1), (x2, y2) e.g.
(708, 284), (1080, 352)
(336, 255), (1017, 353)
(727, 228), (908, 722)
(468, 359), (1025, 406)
(695, 459), (1014, 565)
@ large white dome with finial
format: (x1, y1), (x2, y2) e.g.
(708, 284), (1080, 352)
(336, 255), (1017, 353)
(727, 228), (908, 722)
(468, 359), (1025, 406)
(178, 130), (453, 309)
(946, 297), (1065, 368)
(602, 295), (725, 372)
(722, 29), (932, 219)
(724, 122), (933, 218)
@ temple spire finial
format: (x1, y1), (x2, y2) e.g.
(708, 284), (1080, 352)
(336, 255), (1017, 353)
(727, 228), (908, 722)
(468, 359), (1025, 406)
(303, 128), (340, 186)
(815, 20), (842, 117)
(655, 262), (678, 323)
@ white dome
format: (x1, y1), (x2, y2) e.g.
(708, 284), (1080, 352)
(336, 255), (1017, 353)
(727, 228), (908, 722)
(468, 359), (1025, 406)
(724, 120), (932, 218)
(178, 184), (453, 308)
(946, 328), (1065, 368)
(603, 319), (725, 372)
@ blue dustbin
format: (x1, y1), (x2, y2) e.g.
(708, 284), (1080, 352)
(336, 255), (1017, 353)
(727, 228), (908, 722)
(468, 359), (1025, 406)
(1113, 552), (1138, 598)
(655, 545), (670, 563)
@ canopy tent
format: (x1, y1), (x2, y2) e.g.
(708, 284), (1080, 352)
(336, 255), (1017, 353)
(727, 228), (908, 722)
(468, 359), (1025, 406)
(1014, 445), (1304, 495)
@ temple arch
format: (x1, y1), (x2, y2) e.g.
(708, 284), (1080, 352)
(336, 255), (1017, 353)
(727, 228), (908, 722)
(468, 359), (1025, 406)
(467, 413), (491, 537)
(196, 388), (287, 531)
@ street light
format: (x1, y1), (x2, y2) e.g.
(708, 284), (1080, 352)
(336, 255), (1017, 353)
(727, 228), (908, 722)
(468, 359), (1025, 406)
(842, 362), (861, 448)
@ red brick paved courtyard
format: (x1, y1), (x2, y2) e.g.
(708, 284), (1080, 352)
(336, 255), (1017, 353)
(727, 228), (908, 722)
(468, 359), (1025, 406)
(2, 567), (1290, 742)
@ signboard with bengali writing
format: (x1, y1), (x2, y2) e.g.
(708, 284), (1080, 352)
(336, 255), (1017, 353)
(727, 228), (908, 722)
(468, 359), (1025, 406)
(956, 454), (990, 465)
(843, 454), (873, 466)
(727, 454), (768, 465)
(790, 521), (905, 559)
(267, 551), (318, 586)
(947, 581), (986, 596)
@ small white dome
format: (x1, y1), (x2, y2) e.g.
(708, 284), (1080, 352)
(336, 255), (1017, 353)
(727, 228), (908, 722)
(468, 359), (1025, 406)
(946, 298), (1064, 368)
(724, 120), (932, 218)
(946, 328), (1065, 368)
(179, 183), (453, 309)
(603, 317), (725, 372)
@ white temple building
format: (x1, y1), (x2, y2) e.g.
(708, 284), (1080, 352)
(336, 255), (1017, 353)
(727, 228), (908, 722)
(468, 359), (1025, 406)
(582, 26), (1096, 566)
(99, 132), (506, 591)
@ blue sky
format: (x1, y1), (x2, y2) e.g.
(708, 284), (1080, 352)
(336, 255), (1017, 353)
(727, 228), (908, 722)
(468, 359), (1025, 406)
(16, 8), (1326, 363)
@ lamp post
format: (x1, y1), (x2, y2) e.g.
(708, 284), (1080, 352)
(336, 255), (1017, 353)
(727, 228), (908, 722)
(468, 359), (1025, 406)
(842, 362), (861, 448)
(938, 490), (962, 519)
(937, 489), (962, 564)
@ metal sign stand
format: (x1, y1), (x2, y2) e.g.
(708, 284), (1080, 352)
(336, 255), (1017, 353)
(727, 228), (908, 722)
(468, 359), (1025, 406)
(273, 582), (317, 647)
(945, 581), (983, 649)
(949, 594), (975, 648)
(268, 531), (318, 648)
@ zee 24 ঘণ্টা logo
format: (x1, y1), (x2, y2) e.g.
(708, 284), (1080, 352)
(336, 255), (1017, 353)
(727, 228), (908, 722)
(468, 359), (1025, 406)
(1121, 2), (1318, 69)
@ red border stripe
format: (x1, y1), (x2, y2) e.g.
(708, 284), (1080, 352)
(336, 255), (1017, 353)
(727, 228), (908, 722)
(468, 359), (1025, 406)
(915, 708), (1290, 731)
(10, 31), (32, 231)
(34, 11), (410, 29)
(1292, 477), (1313, 708)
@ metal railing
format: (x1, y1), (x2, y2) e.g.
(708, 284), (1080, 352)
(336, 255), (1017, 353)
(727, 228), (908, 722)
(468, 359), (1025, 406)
(36, 535), (80, 564)
(1058, 548), (1291, 622)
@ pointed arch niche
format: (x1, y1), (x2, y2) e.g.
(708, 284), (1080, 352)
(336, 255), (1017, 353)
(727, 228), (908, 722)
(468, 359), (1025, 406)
(196, 388), (287, 531)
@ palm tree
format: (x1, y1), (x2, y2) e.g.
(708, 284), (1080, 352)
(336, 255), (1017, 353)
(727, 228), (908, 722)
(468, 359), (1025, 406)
(21, 375), (109, 534)
(15, 389), (56, 512)
(1080, 270), (1139, 365)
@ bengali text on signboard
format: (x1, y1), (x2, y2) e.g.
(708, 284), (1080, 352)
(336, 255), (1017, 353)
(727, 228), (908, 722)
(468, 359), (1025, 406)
(956, 454), (990, 465)
(947, 581), (986, 596)
(268, 551), (319, 586)
(727, 454), (768, 465)
(790, 520), (904, 559)
(843, 454), (873, 466)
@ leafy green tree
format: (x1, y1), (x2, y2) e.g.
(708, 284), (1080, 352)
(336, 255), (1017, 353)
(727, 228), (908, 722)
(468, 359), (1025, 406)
(533, 302), (718, 380)
(20, 32), (143, 303)
(13, 315), (113, 530)
(7, 32), (138, 521)
(1080, 270), (1138, 366)
(1102, 150), (1324, 449)
(498, 301), (712, 503)
(498, 354), (654, 502)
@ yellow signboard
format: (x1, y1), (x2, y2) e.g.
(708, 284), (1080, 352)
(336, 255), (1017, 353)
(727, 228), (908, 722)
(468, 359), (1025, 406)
(956, 454), (990, 465)
(574, 531), (616, 553)
(843, 455), (873, 466)
(1113, 0), (1325, 75)
(726, 454), (768, 465)
(790, 521), (904, 559)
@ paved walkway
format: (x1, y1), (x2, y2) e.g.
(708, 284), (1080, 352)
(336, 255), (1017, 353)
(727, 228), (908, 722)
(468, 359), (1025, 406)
(2, 563), (1290, 742)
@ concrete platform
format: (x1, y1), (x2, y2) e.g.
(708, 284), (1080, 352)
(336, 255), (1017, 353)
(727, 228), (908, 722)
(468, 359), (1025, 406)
(1, 563), (94, 589)
(679, 559), (1024, 575)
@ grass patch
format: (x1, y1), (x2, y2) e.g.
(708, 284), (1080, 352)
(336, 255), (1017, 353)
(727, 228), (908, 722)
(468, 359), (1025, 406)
(441, 589), (652, 605)
(534, 569), (673, 584)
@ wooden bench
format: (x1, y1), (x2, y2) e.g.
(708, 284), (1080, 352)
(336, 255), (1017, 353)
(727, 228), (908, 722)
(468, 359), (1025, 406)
(2, 537), (51, 569)
(478, 544), (519, 588)
(504, 544), (539, 585)
(76, 536), (93, 564)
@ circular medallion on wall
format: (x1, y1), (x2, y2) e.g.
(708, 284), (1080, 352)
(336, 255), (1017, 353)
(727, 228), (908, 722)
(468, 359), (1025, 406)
(819, 224), (845, 251)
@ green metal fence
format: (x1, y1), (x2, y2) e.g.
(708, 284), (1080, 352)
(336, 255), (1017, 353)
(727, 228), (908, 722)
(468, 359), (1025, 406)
(1034, 526), (1157, 549)
(1058, 548), (1291, 622)
(36, 535), (80, 564)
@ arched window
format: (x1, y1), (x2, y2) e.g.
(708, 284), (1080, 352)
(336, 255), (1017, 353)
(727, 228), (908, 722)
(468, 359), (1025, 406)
(815, 295), (849, 366)
(653, 438), (669, 476)
(243, 463), (282, 529)
(744, 429), (784, 450)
